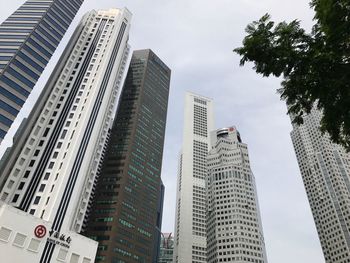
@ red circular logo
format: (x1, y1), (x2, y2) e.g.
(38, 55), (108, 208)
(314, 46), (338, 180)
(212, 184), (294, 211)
(34, 225), (47, 238)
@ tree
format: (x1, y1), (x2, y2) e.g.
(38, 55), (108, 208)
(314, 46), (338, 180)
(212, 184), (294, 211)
(234, 0), (350, 150)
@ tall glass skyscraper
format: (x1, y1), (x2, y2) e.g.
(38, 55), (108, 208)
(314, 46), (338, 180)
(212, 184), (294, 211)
(84, 49), (171, 263)
(0, 0), (84, 142)
(0, 8), (131, 262)
(291, 108), (350, 263)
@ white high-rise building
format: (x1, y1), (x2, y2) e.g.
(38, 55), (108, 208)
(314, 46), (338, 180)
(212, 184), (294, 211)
(0, 8), (131, 263)
(291, 107), (350, 263)
(206, 127), (268, 263)
(173, 92), (214, 263)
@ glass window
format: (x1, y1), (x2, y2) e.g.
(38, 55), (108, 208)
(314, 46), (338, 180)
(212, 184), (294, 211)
(22, 45), (48, 65)
(51, 6), (70, 25)
(39, 184), (45, 192)
(61, 130), (67, 139)
(0, 28), (31, 33)
(0, 128), (6, 138)
(7, 66), (35, 88)
(38, 23), (60, 44)
(44, 173), (50, 180)
(43, 128), (50, 137)
(48, 162), (54, 169)
(27, 37), (51, 58)
(0, 114), (12, 126)
(17, 51), (44, 72)
(44, 15), (65, 35)
(18, 182), (25, 190)
(29, 160), (35, 167)
(33, 196), (40, 205)
(12, 194), (19, 203)
(0, 100), (18, 116)
(1, 75), (30, 97)
(33, 32), (55, 53)
(0, 56), (11, 60)
(24, 171), (30, 178)
(0, 48), (17, 53)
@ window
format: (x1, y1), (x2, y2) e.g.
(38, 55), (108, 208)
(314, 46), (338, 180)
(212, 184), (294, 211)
(24, 148), (30, 155)
(44, 173), (50, 180)
(24, 171), (30, 178)
(34, 126), (41, 136)
(29, 160), (35, 167)
(13, 233), (26, 247)
(39, 184), (45, 192)
(43, 128), (50, 137)
(61, 130), (67, 139)
(48, 162), (54, 169)
(18, 182), (25, 190)
(28, 238), (40, 252)
(12, 194), (19, 203)
(7, 180), (14, 189)
(33, 196), (40, 205)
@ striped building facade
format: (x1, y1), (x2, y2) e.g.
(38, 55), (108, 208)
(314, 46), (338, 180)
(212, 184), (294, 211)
(0, 0), (84, 142)
(0, 8), (131, 262)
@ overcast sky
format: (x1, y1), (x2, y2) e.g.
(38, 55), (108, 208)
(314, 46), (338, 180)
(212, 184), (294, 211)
(0, 0), (325, 262)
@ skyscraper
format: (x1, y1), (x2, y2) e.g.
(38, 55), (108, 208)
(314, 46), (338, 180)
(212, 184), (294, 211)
(84, 49), (171, 263)
(173, 92), (214, 263)
(0, 0), (85, 142)
(206, 127), (268, 263)
(290, 107), (350, 263)
(0, 8), (131, 262)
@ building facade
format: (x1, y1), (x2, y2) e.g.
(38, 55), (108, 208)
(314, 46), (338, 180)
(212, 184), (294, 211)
(154, 182), (166, 262)
(0, 0), (84, 142)
(159, 233), (174, 263)
(173, 92), (214, 263)
(84, 49), (171, 263)
(206, 127), (268, 263)
(0, 8), (131, 262)
(291, 107), (350, 263)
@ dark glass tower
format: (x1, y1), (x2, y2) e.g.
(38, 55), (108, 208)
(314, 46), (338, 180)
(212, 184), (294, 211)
(84, 49), (171, 263)
(0, 0), (84, 141)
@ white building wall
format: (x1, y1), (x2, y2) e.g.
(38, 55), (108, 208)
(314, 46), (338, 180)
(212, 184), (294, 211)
(173, 92), (214, 263)
(291, 107), (350, 263)
(0, 8), (131, 262)
(0, 202), (97, 263)
(206, 127), (267, 263)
